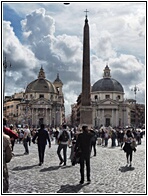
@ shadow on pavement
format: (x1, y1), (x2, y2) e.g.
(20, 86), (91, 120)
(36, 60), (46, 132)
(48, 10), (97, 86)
(119, 166), (135, 172)
(40, 166), (60, 172)
(13, 154), (25, 157)
(57, 183), (88, 193)
(12, 164), (39, 171)
(61, 165), (73, 169)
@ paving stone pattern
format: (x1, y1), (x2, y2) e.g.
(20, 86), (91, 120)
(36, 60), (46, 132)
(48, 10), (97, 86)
(8, 137), (146, 194)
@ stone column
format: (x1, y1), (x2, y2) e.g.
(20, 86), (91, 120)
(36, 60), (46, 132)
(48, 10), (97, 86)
(49, 109), (51, 126)
(112, 109), (114, 127)
(100, 109), (102, 125)
(116, 109), (119, 126)
(102, 109), (105, 126)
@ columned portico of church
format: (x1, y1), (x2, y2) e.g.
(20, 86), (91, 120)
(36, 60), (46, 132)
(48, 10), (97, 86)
(90, 64), (132, 128)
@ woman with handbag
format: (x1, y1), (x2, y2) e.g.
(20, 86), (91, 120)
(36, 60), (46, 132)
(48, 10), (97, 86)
(123, 129), (137, 167)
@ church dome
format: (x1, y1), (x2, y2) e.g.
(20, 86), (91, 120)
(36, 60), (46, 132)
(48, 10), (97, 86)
(92, 78), (124, 92)
(25, 67), (57, 94)
(91, 65), (124, 93)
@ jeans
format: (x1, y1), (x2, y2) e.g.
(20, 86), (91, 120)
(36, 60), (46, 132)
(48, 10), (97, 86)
(105, 138), (108, 146)
(91, 142), (96, 155)
(57, 144), (67, 164)
(111, 138), (116, 147)
(23, 138), (29, 153)
(38, 145), (46, 163)
(80, 155), (91, 181)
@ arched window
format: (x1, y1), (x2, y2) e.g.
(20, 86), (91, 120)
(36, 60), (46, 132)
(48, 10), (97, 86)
(94, 95), (98, 100)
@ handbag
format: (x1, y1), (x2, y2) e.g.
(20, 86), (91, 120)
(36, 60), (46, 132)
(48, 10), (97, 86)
(130, 140), (137, 149)
(71, 148), (82, 166)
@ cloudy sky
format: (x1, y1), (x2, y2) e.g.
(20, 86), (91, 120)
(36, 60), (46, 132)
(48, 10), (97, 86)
(2, 2), (146, 115)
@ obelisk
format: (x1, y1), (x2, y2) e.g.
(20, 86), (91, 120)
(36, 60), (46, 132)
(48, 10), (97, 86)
(80, 10), (93, 128)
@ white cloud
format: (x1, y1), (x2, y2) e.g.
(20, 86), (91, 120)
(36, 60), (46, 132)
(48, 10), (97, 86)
(21, 8), (55, 41)
(3, 2), (145, 115)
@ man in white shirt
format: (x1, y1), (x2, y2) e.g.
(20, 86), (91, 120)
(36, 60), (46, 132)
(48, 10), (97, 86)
(22, 125), (30, 155)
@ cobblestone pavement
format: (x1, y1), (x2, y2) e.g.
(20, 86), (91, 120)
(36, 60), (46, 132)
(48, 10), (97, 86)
(7, 137), (146, 194)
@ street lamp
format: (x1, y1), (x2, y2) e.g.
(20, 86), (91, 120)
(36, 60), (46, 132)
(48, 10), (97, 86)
(131, 85), (139, 102)
(3, 56), (12, 102)
(131, 85), (139, 128)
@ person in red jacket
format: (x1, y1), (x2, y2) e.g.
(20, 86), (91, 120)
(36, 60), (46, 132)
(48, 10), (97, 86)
(3, 118), (18, 153)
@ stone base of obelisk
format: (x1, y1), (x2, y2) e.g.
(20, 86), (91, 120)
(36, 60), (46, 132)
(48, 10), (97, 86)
(79, 106), (93, 129)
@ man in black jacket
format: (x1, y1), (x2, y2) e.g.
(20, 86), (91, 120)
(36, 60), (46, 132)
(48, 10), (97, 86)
(32, 124), (51, 166)
(74, 125), (93, 184)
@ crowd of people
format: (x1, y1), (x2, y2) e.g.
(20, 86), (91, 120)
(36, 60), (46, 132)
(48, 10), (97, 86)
(3, 117), (145, 192)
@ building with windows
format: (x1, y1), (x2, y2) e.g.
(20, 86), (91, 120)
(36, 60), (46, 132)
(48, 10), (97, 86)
(91, 65), (131, 128)
(4, 67), (65, 127)
(71, 65), (144, 128)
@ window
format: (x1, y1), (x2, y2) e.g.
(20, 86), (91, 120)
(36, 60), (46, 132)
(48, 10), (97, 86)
(94, 95), (98, 100)
(106, 95), (110, 99)
(39, 94), (44, 98)
(56, 87), (59, 94)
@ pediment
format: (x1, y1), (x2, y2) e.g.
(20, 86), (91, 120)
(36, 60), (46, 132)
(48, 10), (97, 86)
(99, 99), (117, 105)
(30, 98), (50, 105)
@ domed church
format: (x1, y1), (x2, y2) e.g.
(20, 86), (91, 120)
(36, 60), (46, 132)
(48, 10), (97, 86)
(91, 65), (131, 128)
(17, 67), (65, 127)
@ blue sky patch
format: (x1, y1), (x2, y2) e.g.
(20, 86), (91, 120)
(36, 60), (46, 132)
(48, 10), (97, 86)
(3, 4), (23, 41)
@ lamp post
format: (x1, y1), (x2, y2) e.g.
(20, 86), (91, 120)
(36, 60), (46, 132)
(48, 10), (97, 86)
(131, 85), (139, 128)
(3, 56), (11, 102)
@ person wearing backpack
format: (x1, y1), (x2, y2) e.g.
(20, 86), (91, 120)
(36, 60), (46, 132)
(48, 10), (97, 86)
(57, 124), (71, 166)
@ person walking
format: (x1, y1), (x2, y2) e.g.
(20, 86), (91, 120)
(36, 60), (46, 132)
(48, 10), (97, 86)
(74, 125), (93, 184)
(57, 124), (71, 166)
(90, 129), (97, 156)
(3, 132), (13, 193)
(32, 124), (51, 166)
(104, 129), (109, 147)
(111, 129), (117, 147)
(9, 124), (16, 152)
(54, 127), (60, 145)
(3, 118), (18, 147)
(22, 125), (30, 155)
(123, 129), (136, 167)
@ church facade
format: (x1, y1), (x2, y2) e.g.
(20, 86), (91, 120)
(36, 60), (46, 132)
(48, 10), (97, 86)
(91, 65), (131, 128)
(4, 67), (65, 127)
